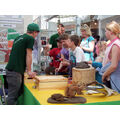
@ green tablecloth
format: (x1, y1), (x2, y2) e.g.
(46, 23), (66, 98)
(17, 85), (40, 105)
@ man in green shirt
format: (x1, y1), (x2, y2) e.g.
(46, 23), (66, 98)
(49, 24), (65, 49)
(6, 23), (40, 105)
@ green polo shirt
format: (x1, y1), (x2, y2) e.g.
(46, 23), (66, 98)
(6, 34), (34, 75)
(49, 33), (59, 49)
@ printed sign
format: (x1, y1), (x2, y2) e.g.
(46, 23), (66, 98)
(0, 29), (20, 62)
(0, 24), (16, 28)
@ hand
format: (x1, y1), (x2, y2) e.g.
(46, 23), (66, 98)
(50, 57), (54, 60)
(80, 45), (83, 49)
(45, 44), (50, 49)
(62, 67), (68, 72)
(55, 68), (59, 73)
(61, 61), (66, 66)
(102, 74), (107, 83)
(87, 61), (92, 64)
(27, 71), (36, 78)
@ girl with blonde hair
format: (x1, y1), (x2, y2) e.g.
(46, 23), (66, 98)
(95, 41), (107, 62)
(101, 21), (120, 93)
(80, 24), (95, 61)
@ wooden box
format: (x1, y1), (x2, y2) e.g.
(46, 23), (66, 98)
(72, 67), (95, 86)
(34, 75), (68, 90)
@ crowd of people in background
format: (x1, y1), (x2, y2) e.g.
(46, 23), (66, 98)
(45, 21), (120, 93)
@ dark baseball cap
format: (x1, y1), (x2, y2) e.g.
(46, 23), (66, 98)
(27, 23), (40, 32)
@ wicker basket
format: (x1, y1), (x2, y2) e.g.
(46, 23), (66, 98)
(72, 67), (95, 86)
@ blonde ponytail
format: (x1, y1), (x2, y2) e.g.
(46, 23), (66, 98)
(106, 21), (120, 39)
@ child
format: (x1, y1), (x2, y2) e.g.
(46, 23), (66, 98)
(55, 34), (70, 75)
(45, 37), (62, 75)
(60, 33), (70, 60)
(68, 35), (85, 77)
(57, 35), (85, 78)
(87, 42), (106, 84)
(87, 41), (107, 84)
(95, 41), (107, 62)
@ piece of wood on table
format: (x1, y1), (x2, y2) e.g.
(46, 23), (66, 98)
(34, 75), (68, 90)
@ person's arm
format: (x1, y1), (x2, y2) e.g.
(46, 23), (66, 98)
(61, 61), (70, 66)
(102, 45), (120, 82)
(60, 53), (66, 61)
(26, 48), (36, 78)
(81, 41), (95, 52)
(92, 61), (102, 68)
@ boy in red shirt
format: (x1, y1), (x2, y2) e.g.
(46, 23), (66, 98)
(45, 38), (62, 75)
